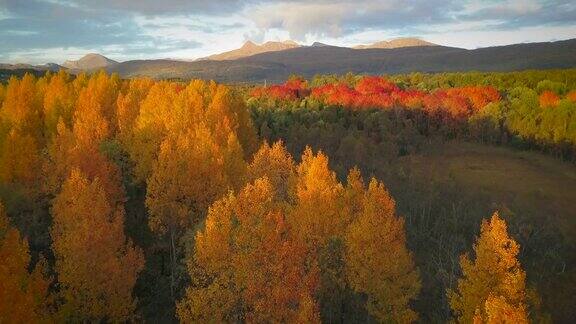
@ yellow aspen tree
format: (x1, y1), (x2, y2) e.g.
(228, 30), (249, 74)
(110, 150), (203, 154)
(345, 178), (421, 323)
(205, 83), (258, 157)
(289, 147), (346, 247)
(343, 167), (365, 223)
(178, 178), (320, 323)
(0, 83), (5, 105)
(73, 87), (112, 148)
(146, 125), (245, 297)
(177, 192), (238, 323)
(44, 72), (123, 204)
(43, 70), (75, 138)
(45, 119), (124, 206)
(51, 169), (144, 322)
(0, 202), (52, 323)
(222, 132), (249, 191)
(448, 212), (528, 323)
(476, 295), (529, 323)
(1, 74), (44, 143)
(248, 140), (295, 199)
(75, 71), (120, 134)
(130, 81), (179, 182)
(116, 78), (154, 144)
(146, 125), (231, 235)
(0, 129), (41, 188)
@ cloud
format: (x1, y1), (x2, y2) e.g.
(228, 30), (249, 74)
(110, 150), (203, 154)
(458, 0), (576, 29)
(0, 0), (575, 63)
(246, 0), (576, 40)
(247, 0), (464, 40)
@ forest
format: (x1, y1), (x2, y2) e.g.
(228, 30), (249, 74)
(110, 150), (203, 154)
(0, 69), (575, 323)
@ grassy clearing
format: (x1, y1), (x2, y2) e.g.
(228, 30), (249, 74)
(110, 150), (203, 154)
(402, 141), (576, 244)
(390, 141), (576, 322)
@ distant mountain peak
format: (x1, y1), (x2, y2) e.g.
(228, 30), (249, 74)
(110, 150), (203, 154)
(62, 53), (117, 70)
(203, 40), (301, 61)
(241, 41), (258, 49)
(311, 42), (331, 47)
(354, 37), (438, 49)
(280, 40), (299, 46)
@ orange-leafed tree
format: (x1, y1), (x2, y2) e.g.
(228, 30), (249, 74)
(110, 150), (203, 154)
(247, 140), (295, 199)
(0, 84), (5, 106)
(129, 81), (180, 183)
(345, 178), (421, 323)
(51, 169), (144, 322)
(116, 78), (154, 145)
(0, 74), (44, 143)
(289, 147), (346, 247)
(205, 82), (258, 158)
(475, 295), (529, 323)
(0, 128), (42, 188)
(0, 202), (52, 323)
(44, 72), (123, 204)
(177, 178), (320, 323)
(43, 70), (76, 138)
(74, 71), (120, 135)
(448, 212), (528, 323)
(146, 125), (243, 235)
(45, 120), (124, 206)
(539, 90), (560, 108)
(145, 126), (245, 297)
(131, 80), (256, 184)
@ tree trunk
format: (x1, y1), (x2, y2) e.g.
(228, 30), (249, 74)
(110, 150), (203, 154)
(170, 227), (176, 299)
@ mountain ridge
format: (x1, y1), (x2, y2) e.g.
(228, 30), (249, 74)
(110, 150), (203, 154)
(201, 40), (301, 61)
(106, 39), (576, 82)
(3, 39), (575, 82)
(354, 37), (438, 49)
(62, 53), (117, 70)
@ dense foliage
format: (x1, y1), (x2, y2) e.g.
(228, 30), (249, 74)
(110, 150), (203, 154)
(0, 69), (574, 322)
(249, 73), (576, 161)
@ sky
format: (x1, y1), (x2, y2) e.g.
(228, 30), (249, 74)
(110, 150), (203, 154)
(0, 0), (575, 64)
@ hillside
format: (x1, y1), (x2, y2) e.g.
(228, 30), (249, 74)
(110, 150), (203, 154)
(108, 39), (576, 82)
(202, 40), (300, 61)
(62, 53), (117, 70)
(0, 63), (64, 82)
(0, 62), (63, 71)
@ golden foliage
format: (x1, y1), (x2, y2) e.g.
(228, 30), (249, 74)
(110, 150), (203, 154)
(179, 142), (421, 323)
(43, 70), (75, 138)
(131, 80), (256, 184)
(178, 177), (320, 323)
(146, 125), (242, 234)
(0, 129), (41, 187)
(247, 140), (295, 199)
(448, 212), (528, 323)
(0, 202), (52, 323)
(1, 74), (44, 142)
(290, 147), (346, 247)
(345, 178), (421, 323)
(51, 170), (144, 321)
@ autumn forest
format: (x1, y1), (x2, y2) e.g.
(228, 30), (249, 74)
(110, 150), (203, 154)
(1, 68), (575, 323)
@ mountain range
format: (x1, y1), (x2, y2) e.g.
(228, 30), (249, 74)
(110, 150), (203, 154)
(353, 38), (437, 49)
(106, 38), (576, 82)
(62, 53), (118, 70)
(2, 38), (576, 83)
(201, 40), (301, 61)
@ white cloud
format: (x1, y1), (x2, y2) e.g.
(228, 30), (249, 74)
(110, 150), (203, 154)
(0, 0), (575, 63)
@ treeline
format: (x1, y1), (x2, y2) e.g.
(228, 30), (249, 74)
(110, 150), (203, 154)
(249, 71), (576, 161)
(0, 71), (547, 322)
